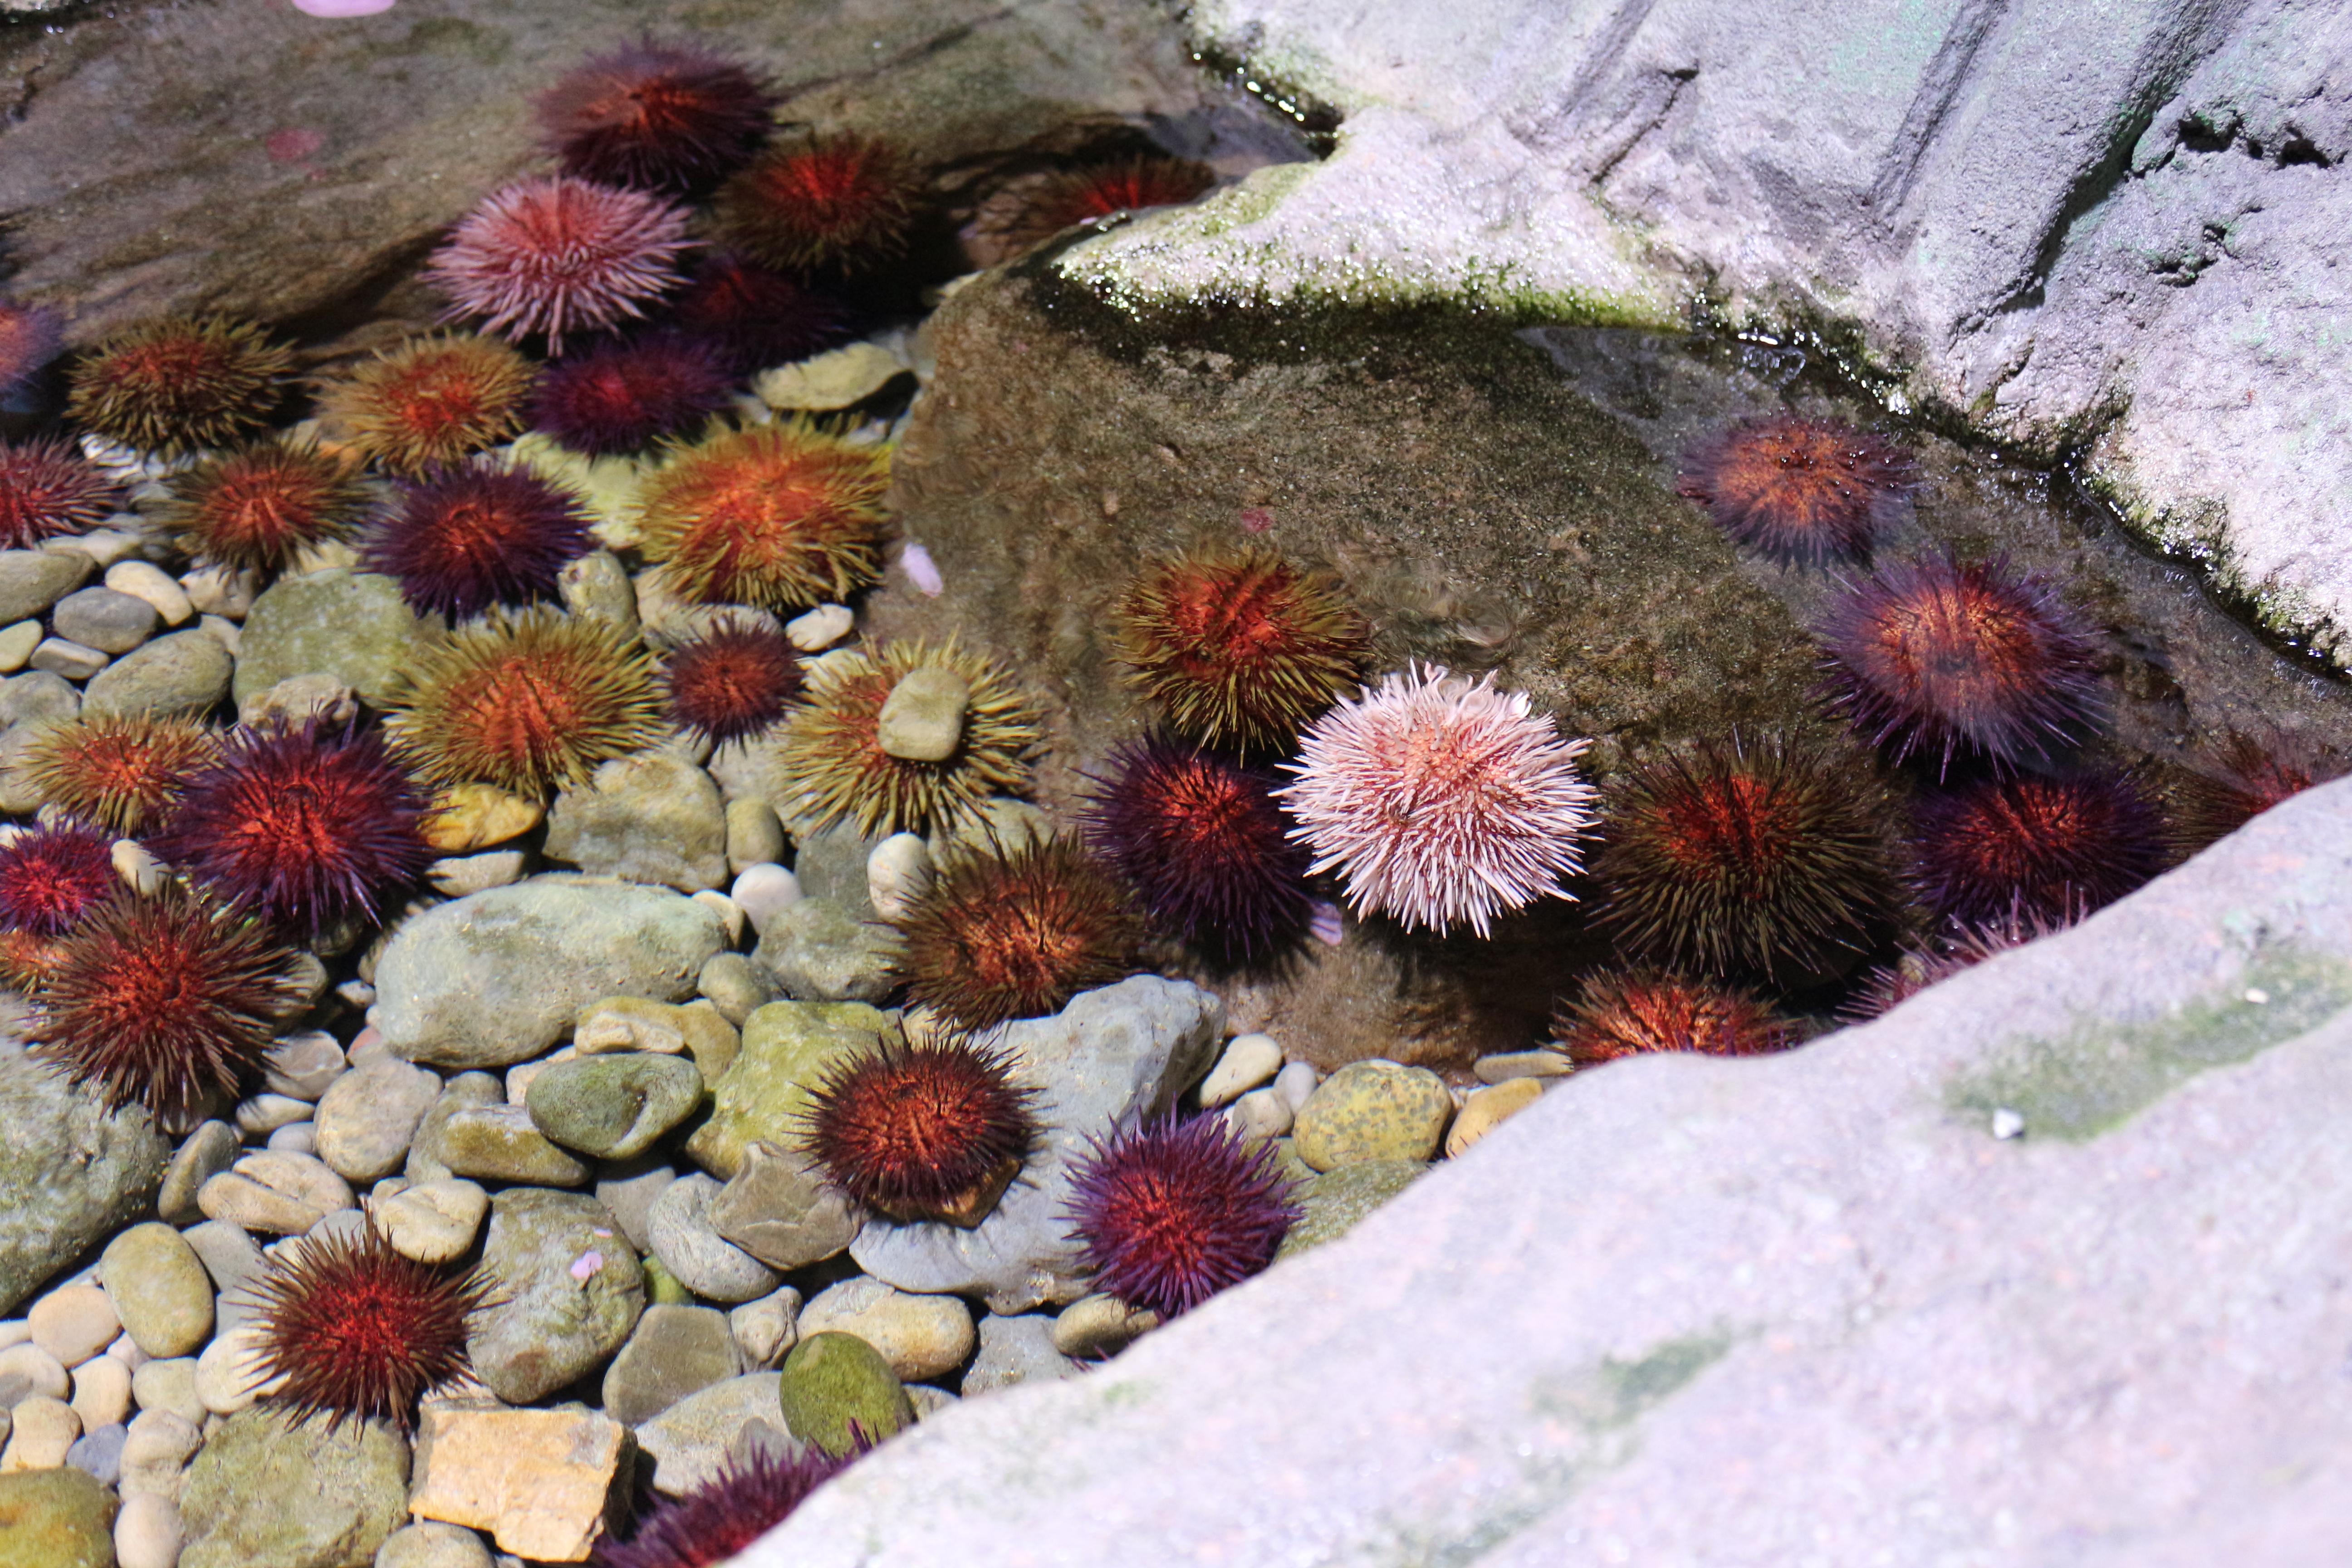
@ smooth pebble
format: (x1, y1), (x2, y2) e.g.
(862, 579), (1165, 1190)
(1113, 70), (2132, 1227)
(30, 1285), (121, 1369)
(729, 863), (802, 935)
(116, 1492), (184, 1568)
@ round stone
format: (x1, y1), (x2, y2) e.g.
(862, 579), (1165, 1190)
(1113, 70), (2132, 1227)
(100, 1223), (215, 1359)
(377, 1520), (496, 1568)
(375, 1179), (490, 1265)
(725, 797), (787, 875)
(599, 1303), (744, 1427)
(29, 1285), (120, 1370)
(0, 1466), (117, 1564)
(526, 1052), (706, 1160)
(67, 1354), (131, 1432)
(4, 1395), (81, 1470)
(126, 1362), (205, 1429)
(311, 1058), (441, 1186)
(119, 1408), (203, 1496)
(1444, 1076), (1545, 1157)
(797, 1278), (973, 1382)
(115, 1491), (183, 1568)
(79, 627), (233, 718)
(178, 1407), (408, 1568)
(729, 862), (802, 936)
(51, 587), (160, 654)
(197, 1150), (355, 1234)
(699, 953), (781, 1026)
(1199, 1033), (1284, 1107)
(65, 1421), (126, 1485)
(775, 1332), (912, 1458)
(1291, 1060), (1455, 1170)
(874, 666), (968, 761)
(104, 561), (194, 626)
(192, 1328), (282, 1416)
(865, 833), (932, 920)
(468, 1188), (646, 1406)
(646, 1174), (781, 1304)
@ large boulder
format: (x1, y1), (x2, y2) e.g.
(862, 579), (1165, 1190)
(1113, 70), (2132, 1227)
(1079, 0), (2352, 670)
(751, 779), (2352, 1563)
(0, 1047), (170, 1315)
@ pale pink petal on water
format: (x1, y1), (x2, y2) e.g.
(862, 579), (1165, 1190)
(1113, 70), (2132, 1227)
(569, 1251), (604, 1281)
(901, 542), (944, 597)
(1239, 507), (1272, 534)
(291, 0), (399, 15)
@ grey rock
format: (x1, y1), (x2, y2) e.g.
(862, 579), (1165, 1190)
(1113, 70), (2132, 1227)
(633, 1372), (790, 1498)
(179, 1409), (408, 1568)
(373, 1180), (488, 1267)
(230, 570), (438, 710)
(728, 1287), (802, 1370)
(592, 1160), (677, 1255)
(50, 587), (158, 654)
(751, 777), (2352, 1566)
(0, 1049), (169, 1315)
(850, 977), (1223, 1313)
(754, 897), (901, 1004)
(699, 952), (783, 1028)
(404, 1073), (503, 1184)
(374, 878), (727, 1069)
(874, 666), (967, 761)
(600, 1303), (744, 1428)
(28, 637), (106, 681)
(0, 550), (90, 626)
(157, 1120), (240, 1227)
(312, 1057), (440, 1184)
(64, 1421), (125, 1485)
(99, 1223), (214, 1361)
(196, 1149), (353, 1235)
(180, 1221), (263, 1333)
(709, 1142), (861, 1273)
(470, 1189), (644, 1406)
(544, 753), (731, 893)
(961, 1313), (1079, 1397)
(261, 1031), (345, 1102)
(646, 1174), (782, 1304)
(80, 628), (231, 719)
(0, 724), (47, 815)
(426, 850), (528, 898)
(798, 1278), (974, 1383)
(0, 670), (80, 728)
(436, 1103), (591, 1187)
(772, 821), (881, 918)
(526, 1053), (705, 1161)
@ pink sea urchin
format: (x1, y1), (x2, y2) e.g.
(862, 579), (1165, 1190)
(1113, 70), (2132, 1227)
(426, 176), (692, 353)
(538, 40), (777, 194)
(1275, 665), (1597, 937)
(1820, 554), (2105, 775)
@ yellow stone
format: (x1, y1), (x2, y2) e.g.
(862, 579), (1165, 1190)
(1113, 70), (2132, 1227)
(1443, 1077), (1545, 1159)
(407, 1405), (627, 1563)
(421, 784), (544, 853)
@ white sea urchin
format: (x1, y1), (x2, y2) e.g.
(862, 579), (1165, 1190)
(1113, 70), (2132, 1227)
(1274, 664), (1597, 937)
(425, 176), (692, 353)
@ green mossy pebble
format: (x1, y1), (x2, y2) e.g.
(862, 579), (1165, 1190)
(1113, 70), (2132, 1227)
(0, 1466), (118, 1568)
(1274, 1159), (1428, 1260)
(777, 1331), (913, 1457)
(642, 1255), (692, 1307)
(525, 1052), (705, 1160)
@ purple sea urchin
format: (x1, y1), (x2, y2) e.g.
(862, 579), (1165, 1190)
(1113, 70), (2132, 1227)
(591, 1448), (852, 1568)
(670, 254), (848, 374)
(1820, 554), (2105, 775)
(1064, 1114), (1299, 1318)
(365, 461), (594, 621)
(537, 40), (776, 194)
(1276, 665), (1598, 938)
(1677, 414), (1915, 565)
(530, 333), (733, 456)
(1910, 769), (2166, 925)
(426, 176), (693, 353)
(662, 616), (801, 746)
(0, 821), (118, 937)
(0, 437), (123, 550)
(994, 156), (1217, 255)
(713, 133), (923, 274)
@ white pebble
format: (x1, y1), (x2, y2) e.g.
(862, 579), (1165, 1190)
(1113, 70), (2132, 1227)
(730, 863), (802, 936)
(113, 840), (165, 896)
(115, 1492), (183, 1568)
(1225, 1085), (1294, 1143)
(265, 1122), (317, 1154)
(197, 614), (240, 657)
(193, 1328), (283, 1415)
(899, 542), (944, 596)
(178, 565), (258, 620)
(0, 620), (39, 674)
(1273, 1060), (1320, 1114)
(44, 528), (140, 567)
(29, 637), (106, 681)
(866, 833), (932, 921)
(1198, 1033), (1283, 1108)
(128, 1360), (205, 1428)
(105, 562), (195, 626)
(689, 889), (748, 945)
(233, 1094), (313, 1137)
(69, 1352), (132, 1430)
(29, 1285), (120, 1369)
(1991, 1107), (2026, 1140)
(0, 1343), (68, 1405)
(261, 1030), (346, 1101)
(785, 603), (854, 652)
(106, 1334), (150, 1373)
(0, 1322), (28, 1351)
(0, 1396), (79, 1470)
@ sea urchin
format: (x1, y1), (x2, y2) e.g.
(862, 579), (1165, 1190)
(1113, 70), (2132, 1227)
(662, 616), (802, 747)
(537, 40), (777, 194)
(798, 1035), (1039, 1225)
(34, 883), (301, 1125)
(0, 821), (119, 937)
(1820, 554), (2105, 775)
(714, 132), (923, 274)
(0, 437), (123, 550)
(0, 299), (63, 402)
(1082, 737), (1310, 963)
(894, 836), (1142, 1032)
(317, 334), (539, 478)
(591, 1448), (852, 1568)
(997, 156), (1216, 255)
(1549, 970), (1796, 1065)
(1064, 1113), (1299, 1318)
(365, 460), (593, 621)
(250, 1223), (487, 1433)
(386, 608), (664, 797)
(1909, 769), (2166, 925)
(1113, 546), (1368, 753)
(65, 315), (293, 457)
(530, 333), (734, 456)
(637, 424), (890, 612)
(147, 721), (429, 938)
(1677, 413), (1915, 566)
(1277, 665), (1598, 938)
(1589, 736), (1895, 982)
(21, 715), (218, 835)
(155, 439), (368, 575)
(426, 176), (692, 353)
(669, 254), (847, 374)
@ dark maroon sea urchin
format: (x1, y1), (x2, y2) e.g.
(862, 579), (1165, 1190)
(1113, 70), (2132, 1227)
(669, 254), (848, 375)
(250, 1224), (487, 1433)
(0, 437), (124, 551)
(662, 616), (803, 746)
(798, 1036), (1039, 1225)
(530, 333), (734, 456)
(1082, 737), (1311, 964)
(592, 1448), (852, 1568)
(1820, 554), (2106, 776)
(365, 460), (594, 622)
(1065, 1114), (1300, 1319)
(147, 721), (430, 938)
(537, 40), (777, 194)
(0, 821), (119, 937)
(1908, 769), (2166, 926)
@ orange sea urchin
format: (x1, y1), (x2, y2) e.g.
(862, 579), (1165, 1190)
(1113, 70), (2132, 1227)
(713, 132), (923, 275)
(154, 439), (368, 575)
(894, 835), (1142, 1032)
(385, 608), (664, 797)
(65, 315), (293, 456)
(1548, 970), (1796, 1065)
(21, 715), (218, 835)
(637, 424), (890, 612)
(1113, 546), (1367, 753)
(317, 334), (539, 478)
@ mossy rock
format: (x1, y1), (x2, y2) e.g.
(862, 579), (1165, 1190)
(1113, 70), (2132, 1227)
(777, 1331), (914, 1457)
(0, 1467), (118, 1568)
(1275, 1159), (1429, 1260)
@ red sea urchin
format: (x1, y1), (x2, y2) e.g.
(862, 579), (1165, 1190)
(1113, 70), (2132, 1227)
(1842, 911), (2059, 1022)
(1277, 665), (1598, 938)
(713, 133), (923, 274)
(0, 821), (118, 936)
(2164, 730), (2335, 854)
(894, 836), (1143, 1032)
(1821, 554), (2106, 775)
(591, 1448), (852, 1568)
(637, 424), (890, 612)
(65, 315), (293, 457)
(1064, 1114), (1299, 1318)
(1082, 738), (1310, 963)
(0, 299), (64, 401)
(1113, 547), (1368, 753)
(530, 334), (734, 456)
(147, 721), (429, 938)
(386, 608), (664, 797)
(1909, 769), (2166, 925)
(1001, 156), (1216, 254)
(662, 616), (801, 746)
(1677, 414), (1915, 566)
(34, 884), (301, 1124)
(670, 255), (848, 374)
(1589, 736), (1896, 982)
(1549, 970), (1796, 1065)
(366, 461), (594, 621)
(251, 1224), (487, 1433)
(798, 1036), (1039, 1224)
(156, 440), (368, 575)
(318, 334), (539, 478)
(0, 437), (123, 550)
(537, 40), (776, 194)
(426, 176), (692, 353)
